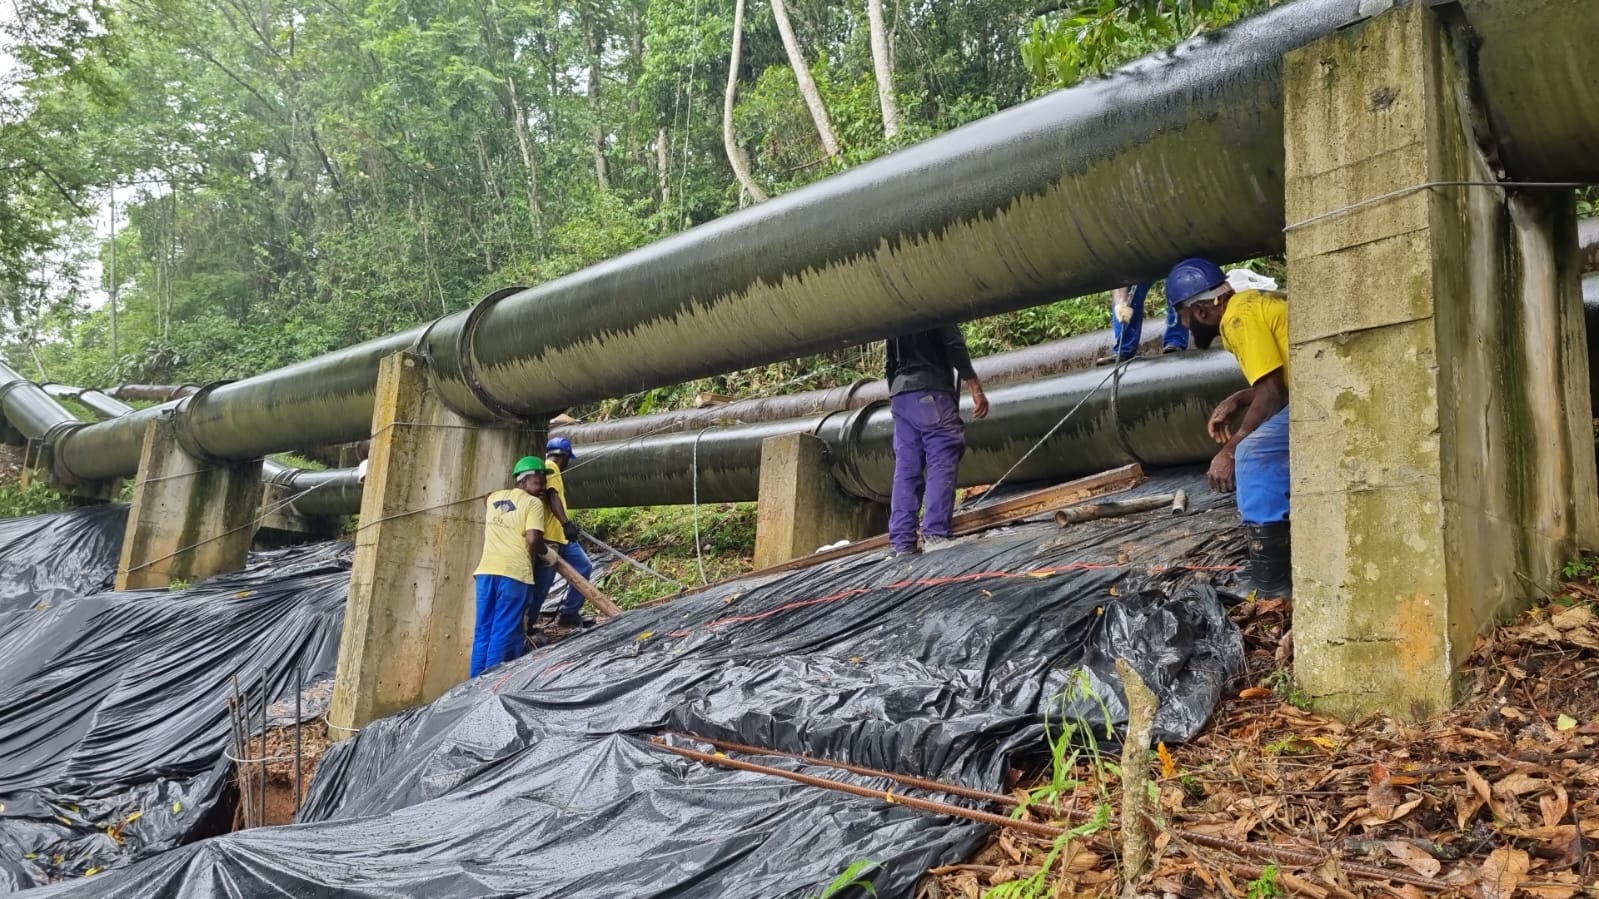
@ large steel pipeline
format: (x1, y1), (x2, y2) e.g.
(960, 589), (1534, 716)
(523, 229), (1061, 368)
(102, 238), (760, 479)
(106, 384), (199, 402)
(553, 325), (1171, 445)
(560, 351), (1247, 508)
(0, 362), (84, 454)
(34, 0), (1597, 487)
(42, 383), (138, 421)
(11, 378), (364, 517)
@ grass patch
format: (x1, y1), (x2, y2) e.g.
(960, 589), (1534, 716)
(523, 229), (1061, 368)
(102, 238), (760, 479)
(271, 452), (328, 471)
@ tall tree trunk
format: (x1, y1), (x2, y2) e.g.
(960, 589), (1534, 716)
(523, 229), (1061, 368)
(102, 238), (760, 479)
(503, 75), (543, 239)
(657, 127), (671, 218)
(866, 0), (899, 140)
(582, 5), (609, 190)
(107, 186), (118, 363)
(769, 0), (841, 159)
(628, 0), (645, 166)
(723, 0), (768, 203)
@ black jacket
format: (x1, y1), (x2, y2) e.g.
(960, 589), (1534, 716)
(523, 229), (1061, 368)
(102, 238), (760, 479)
(885, 326), (978, 396)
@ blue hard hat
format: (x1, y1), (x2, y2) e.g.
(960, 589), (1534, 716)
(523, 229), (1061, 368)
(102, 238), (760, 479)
(546, 436), (576, 460)
(1165, 258), (1228, 309)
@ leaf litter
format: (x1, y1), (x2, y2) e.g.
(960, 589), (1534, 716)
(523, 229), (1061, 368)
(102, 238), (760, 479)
(921, 587), (1599, 899)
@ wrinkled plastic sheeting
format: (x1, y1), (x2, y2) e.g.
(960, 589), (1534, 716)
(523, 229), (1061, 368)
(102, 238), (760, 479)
(0, 506), (126, 614)
(36, 472), (1245, 899)
(0, 541), (351, 891)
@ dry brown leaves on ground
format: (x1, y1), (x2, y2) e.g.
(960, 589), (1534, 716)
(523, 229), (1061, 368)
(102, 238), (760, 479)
(922, 592), (1599, 899)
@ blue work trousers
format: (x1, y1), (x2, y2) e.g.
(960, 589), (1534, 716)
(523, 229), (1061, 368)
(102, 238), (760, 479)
(471, 574), (533, 677)
(556, 537), (594, 614)
(1112, 282), (1190, 359)
(1236, 406), (1290, 526)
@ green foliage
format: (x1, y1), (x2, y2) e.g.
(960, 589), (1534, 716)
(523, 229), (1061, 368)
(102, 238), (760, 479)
(1021, 0), (1277, 91)
(1, 0), (1271, 410)
(583, 503), (757, 608)
(1246, 864), (1285, 899)
(168, 578), (192, 592)
(1561, 556), (1594, 581)
(808, 859), (879, 899)
(0, 477), (73, 519)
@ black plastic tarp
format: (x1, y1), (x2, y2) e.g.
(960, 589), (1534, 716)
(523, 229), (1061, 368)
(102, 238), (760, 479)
(0, 541), (352, 891)
(21, 471), (1245, 898)
(0, 506), (126, 614)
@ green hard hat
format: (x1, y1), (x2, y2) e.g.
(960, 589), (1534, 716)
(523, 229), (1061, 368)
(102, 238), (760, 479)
(512, 456), (547, 479)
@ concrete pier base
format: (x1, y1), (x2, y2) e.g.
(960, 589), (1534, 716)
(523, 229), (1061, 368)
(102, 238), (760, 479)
(328, 352), (536, 737)
(1284, 4), (1599, 719)
(753, 432), (887, 568)
(115, 415), (263, 591)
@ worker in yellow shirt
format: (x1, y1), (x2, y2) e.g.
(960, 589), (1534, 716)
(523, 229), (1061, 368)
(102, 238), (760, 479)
(470, 456), (558, 676)
(1166, 257), (1290, 598)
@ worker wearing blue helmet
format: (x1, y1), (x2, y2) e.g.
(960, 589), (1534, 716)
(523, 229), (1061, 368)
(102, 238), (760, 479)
(1166, 257), (1290, 598)
(537, 435), (596, 628)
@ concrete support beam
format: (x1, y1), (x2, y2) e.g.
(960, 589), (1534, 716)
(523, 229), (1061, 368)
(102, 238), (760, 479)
(328, 352), (537, 737)
(115, 415), (263, 591)
(753, 432), (887, 568)
(1284, 4), (1599, 719)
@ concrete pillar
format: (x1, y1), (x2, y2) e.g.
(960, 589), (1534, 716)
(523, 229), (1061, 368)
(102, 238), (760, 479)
(1284, 4), (1599, 719)
(754, 432), (887, 568)
(328, 352), (537, 737)
(115, 415), (263, 591)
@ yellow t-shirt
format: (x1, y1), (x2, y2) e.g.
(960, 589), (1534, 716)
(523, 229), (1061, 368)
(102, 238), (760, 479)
(474, 488), (546, 583)
(1219, 290), (1290, 386)
(543, 462), (569, 546)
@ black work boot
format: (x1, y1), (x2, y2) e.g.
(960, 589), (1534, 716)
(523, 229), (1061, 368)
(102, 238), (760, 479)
(1243, 522), (1292, 599)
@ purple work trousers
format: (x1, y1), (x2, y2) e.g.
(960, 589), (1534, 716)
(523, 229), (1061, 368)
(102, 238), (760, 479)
(889, 389), (966, 552)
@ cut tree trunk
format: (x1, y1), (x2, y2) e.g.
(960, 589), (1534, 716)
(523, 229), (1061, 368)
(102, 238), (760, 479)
(866, 0), (899, 140)
(769, 0), (841, 159)
(723, 0), (769, 202)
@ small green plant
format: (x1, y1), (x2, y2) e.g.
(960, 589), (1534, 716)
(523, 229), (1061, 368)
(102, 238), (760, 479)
(1561, 557), (1594, 581)
(168, 579), (192, 591)
(1246, 864), (1286, 899)
(808, 859), (878, 899)
(1260, 670), (1310, 710)
(993, 673), (1120, 898)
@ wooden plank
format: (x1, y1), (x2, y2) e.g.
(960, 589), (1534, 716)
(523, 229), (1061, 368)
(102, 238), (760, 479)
(643, 464), (1146, 607)
(948, 463), (1145, 535)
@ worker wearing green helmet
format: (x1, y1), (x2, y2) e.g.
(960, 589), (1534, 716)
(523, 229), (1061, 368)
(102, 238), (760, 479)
(470, 455), (558, 676)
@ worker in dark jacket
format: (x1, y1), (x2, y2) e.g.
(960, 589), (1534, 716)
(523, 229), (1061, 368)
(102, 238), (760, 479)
(886, 326), (989, 555)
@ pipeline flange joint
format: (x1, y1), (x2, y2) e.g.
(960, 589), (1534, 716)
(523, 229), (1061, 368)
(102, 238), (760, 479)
(39, 419), (87, 485)
(171, 380), (237, 463)
(455, 285), (539, 422)
(0, 378), (31, 410)
(817, 399), (892, 505)
(1108, 362), (1147, 468)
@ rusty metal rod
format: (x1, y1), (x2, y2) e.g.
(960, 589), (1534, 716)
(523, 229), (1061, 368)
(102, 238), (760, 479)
(663, 733), (1447, 891)
(293, 665), (303, 814)
(650, 737), (1066, 840)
